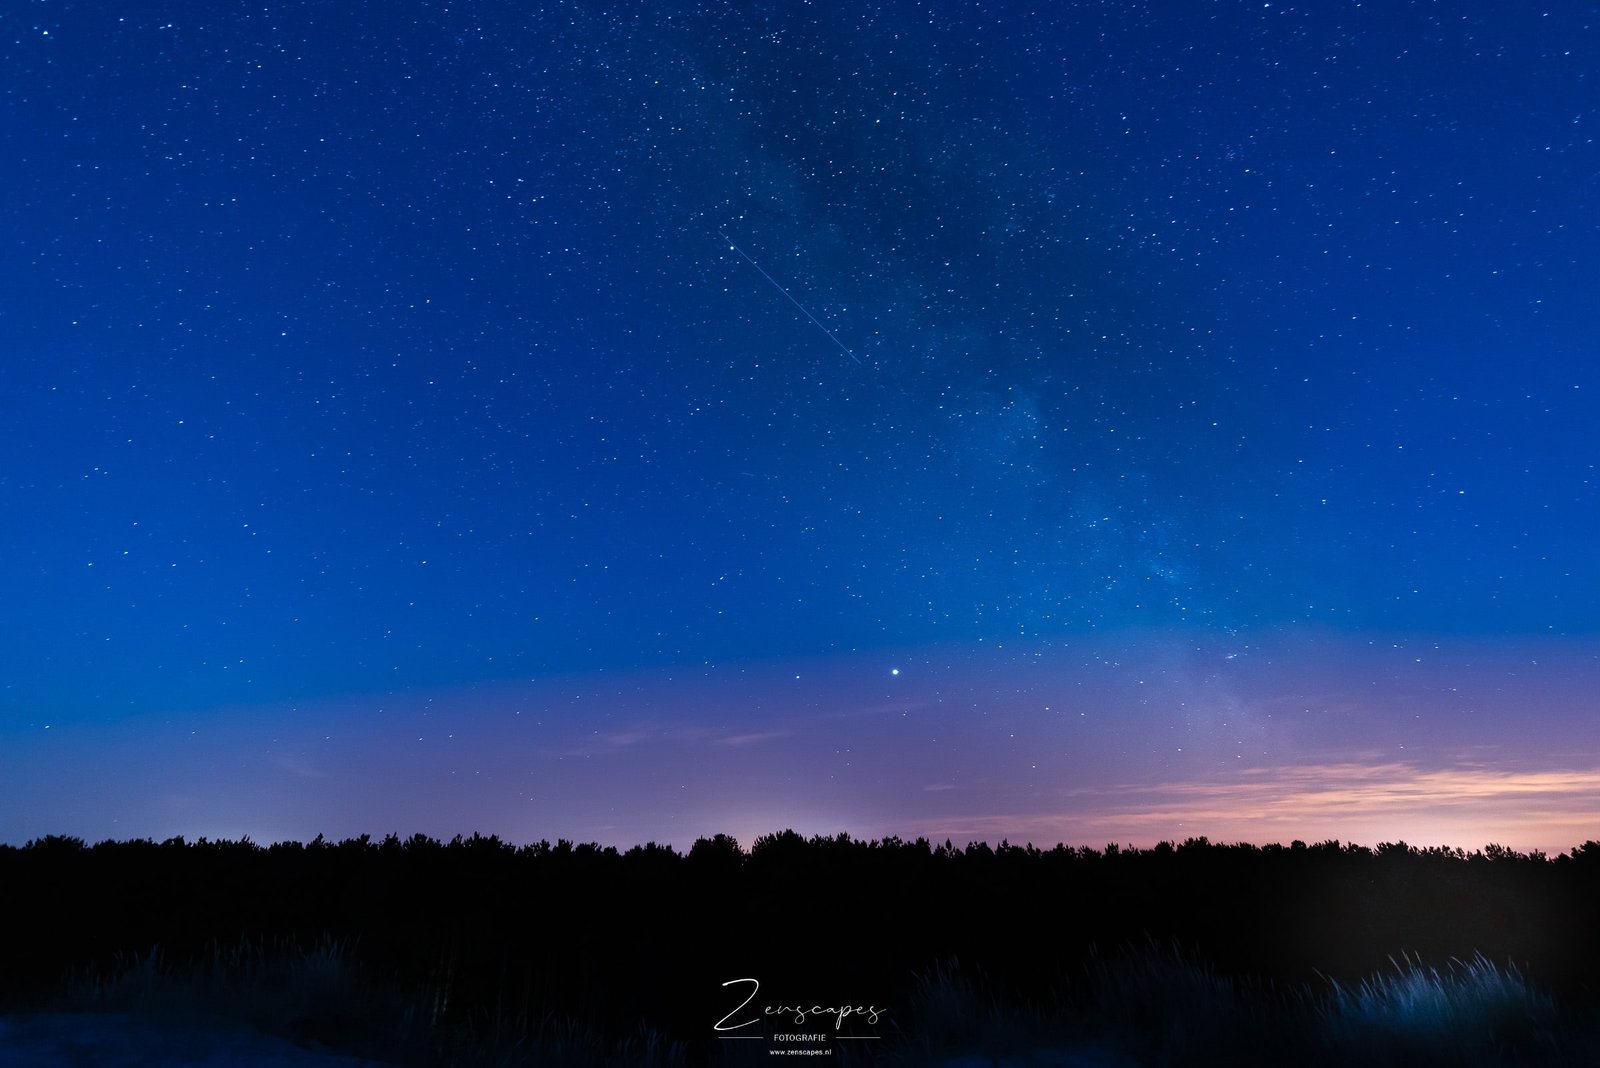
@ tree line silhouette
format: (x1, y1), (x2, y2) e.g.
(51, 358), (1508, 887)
(4, 831), (1598, 1052)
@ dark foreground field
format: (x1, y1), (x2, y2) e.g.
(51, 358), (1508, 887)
(4, 833), (1599, 1065)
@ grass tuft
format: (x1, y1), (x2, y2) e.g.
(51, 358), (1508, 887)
(1319, 954), (1564, 1066)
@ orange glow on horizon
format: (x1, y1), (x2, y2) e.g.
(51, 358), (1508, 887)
(901, 762), (1600, 855)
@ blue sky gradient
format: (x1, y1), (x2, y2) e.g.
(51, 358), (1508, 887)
(3, 0), (1596, 850)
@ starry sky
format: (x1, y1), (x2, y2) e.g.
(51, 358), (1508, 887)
(4, 1), (1597, 853)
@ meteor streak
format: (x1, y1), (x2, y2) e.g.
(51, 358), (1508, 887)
(719, 232), (862, 365)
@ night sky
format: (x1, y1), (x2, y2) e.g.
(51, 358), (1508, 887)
(4, 1), (1597, 853)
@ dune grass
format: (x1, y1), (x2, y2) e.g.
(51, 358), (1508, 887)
(54, 936), (427, 1062)
(48, 936), (691, 1067)
(885, 948), (1592, 1067)
(36, 937), (1600, 1066)
(1318, 954), (1568, 1067)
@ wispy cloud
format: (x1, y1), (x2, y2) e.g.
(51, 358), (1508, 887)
(266, 752), (326, 780)
(715, 730), (793, 748)
(1122, 762), (1600, 816)
(557, 729), (656, 757)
